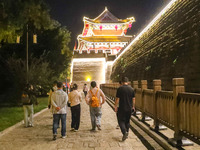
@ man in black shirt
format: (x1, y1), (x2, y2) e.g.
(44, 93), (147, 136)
(115, 77), (135, 141)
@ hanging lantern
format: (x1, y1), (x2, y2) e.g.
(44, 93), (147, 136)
(115, 25), (118, 31)
(100, 25), (102, 31)
(124, 29), (127, 34)
(16, 36), (20, 43)
(129, 23), (132, 29)
(33, 34), (37, 44)
(86, 24), (89, 28)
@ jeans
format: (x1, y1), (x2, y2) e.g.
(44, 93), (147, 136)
(89, 107), (102, 129)
(23, 104), (34, 127)
(53, 114), (66, 136)
(71, 104), (81, 130)
(117, 110), (131, 135)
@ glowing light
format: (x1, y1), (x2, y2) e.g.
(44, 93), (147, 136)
(72, 58), (106, 83)
(73, 58), (106, 62)
(86, 76), (91, 81)
(113, 0), (178, 64)
(70, 60), (74, 83)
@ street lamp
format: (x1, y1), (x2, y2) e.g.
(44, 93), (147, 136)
(17, 24), (37, 84)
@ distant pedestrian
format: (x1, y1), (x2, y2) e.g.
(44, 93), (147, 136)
(22, 84), (38, 127)
(70, 83), (74, 92)
(51, 82), (68, 140)
(48, 81), (57, 110)
(83, 83), (88, 97)
(85, 81), (105, 131)
(68, 83), (82, 132)
(115, 77), (135, 141)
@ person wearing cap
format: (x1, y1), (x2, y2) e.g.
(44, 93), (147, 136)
(115, 77), (135, 141)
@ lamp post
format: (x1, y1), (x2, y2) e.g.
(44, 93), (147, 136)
(23, 23), (37, 84)
(26, 24), (29, 84)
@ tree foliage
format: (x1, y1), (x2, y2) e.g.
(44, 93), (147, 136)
(0, 0), (72, 104)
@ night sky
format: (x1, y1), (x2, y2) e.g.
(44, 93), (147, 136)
(44, 0), (170, 48)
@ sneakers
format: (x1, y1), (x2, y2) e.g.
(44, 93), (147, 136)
(70, 128), (75, 131)
(62, 136), (66, 139)
(122, 132), (128, 141)
(90, 129), (96, 132)
(96, 125), (101, 130)
(74, 129), (78, 132)
(53, 135), (57, 141)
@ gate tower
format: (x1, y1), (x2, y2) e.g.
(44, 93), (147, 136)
(71, 7), (135, 88)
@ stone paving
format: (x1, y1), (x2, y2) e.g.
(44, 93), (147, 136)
(0, 95), (147, 150)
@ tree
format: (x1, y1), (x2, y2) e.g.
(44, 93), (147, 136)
(0, 0), (72, 104)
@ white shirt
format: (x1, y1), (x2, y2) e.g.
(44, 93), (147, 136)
(51, 89), (68, 114)
(68, 90), (82, 107)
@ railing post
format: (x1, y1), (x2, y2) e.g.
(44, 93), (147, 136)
(132, 81), (138, 89)
(153, 79), (161, 131)
(141, 80), (147, 121)
(173, 78), (184, 141)
(169, 78), (189, 146)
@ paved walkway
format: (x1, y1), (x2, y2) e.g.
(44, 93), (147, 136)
(0, 94), (147, 150)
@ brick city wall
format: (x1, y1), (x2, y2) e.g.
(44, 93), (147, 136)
(111, 0), (200, 92)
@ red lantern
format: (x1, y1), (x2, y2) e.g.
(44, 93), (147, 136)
(129, 23), (132, 29)
(115, 25), (118, 31)
(100, 25), (102, 30)
(124, 29), (127, 34)
(86, 24), (89, 28)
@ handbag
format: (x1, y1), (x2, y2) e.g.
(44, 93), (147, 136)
(21, 93), (31, 103)
(67, 101), (71, 107)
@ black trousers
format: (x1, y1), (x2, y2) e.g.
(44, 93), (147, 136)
(70, 104), (81, 130)
(117, 110), (132, 135)
(83, 91), (87, 97)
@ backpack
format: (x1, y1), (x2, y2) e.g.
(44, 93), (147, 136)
(90, 88), (100, 107)
(21, 92), (31, 103)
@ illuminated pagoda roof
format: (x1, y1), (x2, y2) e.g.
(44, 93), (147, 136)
(75, 7), (135, 55)
(79, 36), (132, 42)
(84, 7), (135, 23)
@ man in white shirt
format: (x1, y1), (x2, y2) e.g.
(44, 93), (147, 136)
(51, 82), (68, 140)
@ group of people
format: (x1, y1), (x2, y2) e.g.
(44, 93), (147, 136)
(48, 80), (105, 140)
(22, 76), (135, 142)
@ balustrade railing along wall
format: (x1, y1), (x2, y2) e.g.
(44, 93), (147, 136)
(100, 78), (200, 145)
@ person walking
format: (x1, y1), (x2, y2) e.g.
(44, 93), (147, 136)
(83, 83), (88, 97)
(48, 80), (57, 110)
(68, 83), (82, 132)
(114, 77), (135, 141)
(22, 84), (38, 127)
(85, 81), (105, 131)
(51, 82), (68, 140)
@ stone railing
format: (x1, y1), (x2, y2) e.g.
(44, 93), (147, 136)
(100, 78), (200, 146)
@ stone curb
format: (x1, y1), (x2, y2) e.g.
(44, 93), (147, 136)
(0, 108), (48, 138)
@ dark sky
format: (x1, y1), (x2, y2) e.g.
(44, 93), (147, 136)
(44, 0), (170, 48)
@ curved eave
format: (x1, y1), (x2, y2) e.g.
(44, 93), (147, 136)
(83, 16), (136, 24)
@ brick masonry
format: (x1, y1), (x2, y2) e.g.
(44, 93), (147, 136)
(111, 0), (200, 92)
